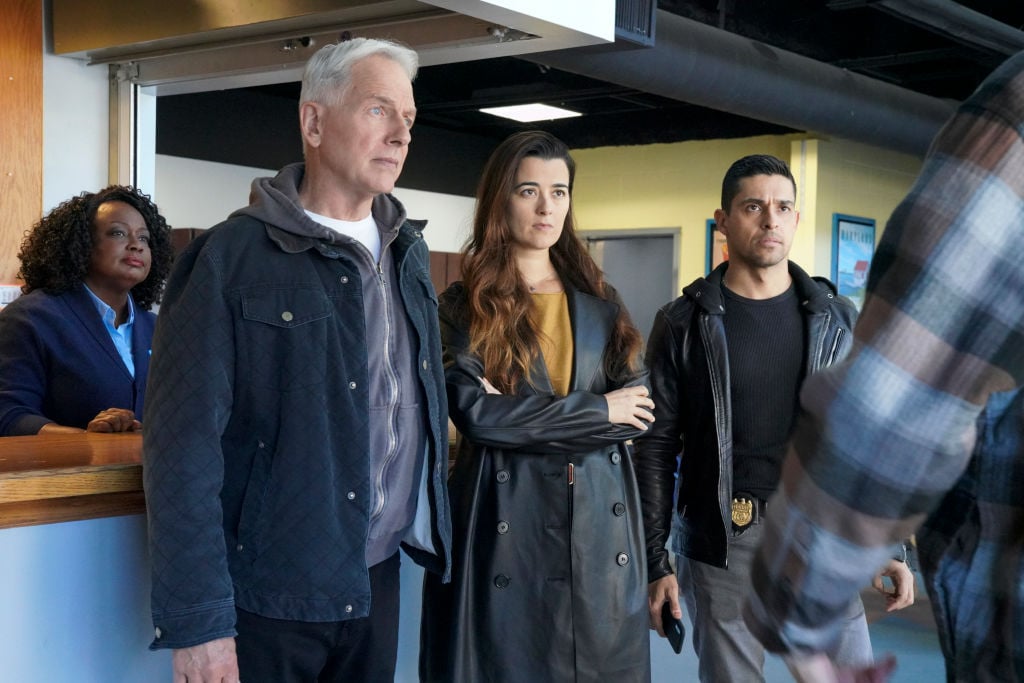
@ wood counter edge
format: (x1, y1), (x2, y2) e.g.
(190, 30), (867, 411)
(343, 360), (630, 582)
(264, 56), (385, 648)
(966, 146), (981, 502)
(0, 433), (145, 529)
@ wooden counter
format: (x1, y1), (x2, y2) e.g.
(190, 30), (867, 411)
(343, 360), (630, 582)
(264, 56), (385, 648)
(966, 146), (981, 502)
(0, 432), (144, 529)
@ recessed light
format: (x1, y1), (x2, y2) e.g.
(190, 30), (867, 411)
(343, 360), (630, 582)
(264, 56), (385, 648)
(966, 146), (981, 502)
(479, 103), (582, 122)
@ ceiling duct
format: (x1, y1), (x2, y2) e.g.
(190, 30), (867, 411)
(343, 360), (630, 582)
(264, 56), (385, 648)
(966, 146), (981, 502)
(527, 9), (959, 155)
(854, 0), (1024, 56)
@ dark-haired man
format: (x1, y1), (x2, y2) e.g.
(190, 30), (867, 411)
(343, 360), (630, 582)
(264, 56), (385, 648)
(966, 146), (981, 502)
(637, 154), (914, 681)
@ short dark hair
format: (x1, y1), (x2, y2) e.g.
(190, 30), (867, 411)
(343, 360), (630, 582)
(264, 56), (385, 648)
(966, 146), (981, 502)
(17, 185), (174, 310)
(721, 154), (796, 211)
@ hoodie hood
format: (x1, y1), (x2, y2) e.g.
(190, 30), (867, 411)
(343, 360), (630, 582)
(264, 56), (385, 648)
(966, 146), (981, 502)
(684, 260), (842, 315)
(230, 162), (409, 246)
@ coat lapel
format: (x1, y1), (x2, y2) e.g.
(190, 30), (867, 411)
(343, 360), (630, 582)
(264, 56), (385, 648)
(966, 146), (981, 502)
(567, 288), (617, 393)
(523, 286), (618, 395)
(64, 286), (133, 381)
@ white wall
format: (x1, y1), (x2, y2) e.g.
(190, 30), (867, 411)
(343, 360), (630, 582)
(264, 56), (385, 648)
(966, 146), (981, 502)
(154, 154), (474, 252)
(0, 516), (170, 683)
(41, 50), (107, 212)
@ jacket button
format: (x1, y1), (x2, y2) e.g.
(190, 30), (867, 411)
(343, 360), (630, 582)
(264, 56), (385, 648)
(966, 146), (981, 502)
(340, 276), (349, 284)
(494, 574), (510, 589)
(281, 311), (293, 322)
(236, 544), (244, 551)
(154, 627), (162, 639)
(610, 452), (621, 465)
(347, 491), (356, 500)
(496, 470), (510, 483)
(345, 604), (353, 613)
(422, 359), (428, 370)
(612, 502), (626, 516)
(349, 381), (357, 390)
(616, 552), (629, 566)
(497, 521), (510, 534)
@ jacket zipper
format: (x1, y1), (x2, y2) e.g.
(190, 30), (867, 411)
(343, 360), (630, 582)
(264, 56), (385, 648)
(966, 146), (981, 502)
(372, 250), (401, 522)
(699, 314), (732, 567)
(824, 327), (845, 368)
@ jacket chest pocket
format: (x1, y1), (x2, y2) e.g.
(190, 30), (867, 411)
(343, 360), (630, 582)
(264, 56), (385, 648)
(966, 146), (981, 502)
(240, 287), (335, 391)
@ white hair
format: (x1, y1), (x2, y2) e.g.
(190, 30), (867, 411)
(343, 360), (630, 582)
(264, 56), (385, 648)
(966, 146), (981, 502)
(299, 38), (418, 107)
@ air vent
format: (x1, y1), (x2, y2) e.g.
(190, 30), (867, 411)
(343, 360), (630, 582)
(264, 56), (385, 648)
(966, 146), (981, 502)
(615, 0), (656, 47)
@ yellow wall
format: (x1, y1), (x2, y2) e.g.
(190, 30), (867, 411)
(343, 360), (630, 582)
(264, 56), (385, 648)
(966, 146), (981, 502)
(571, 134), (922, 292)
(811, 138), (922, 275)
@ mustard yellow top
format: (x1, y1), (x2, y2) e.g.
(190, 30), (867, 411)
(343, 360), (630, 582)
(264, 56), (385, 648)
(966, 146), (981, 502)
(532, 292), (573, 396)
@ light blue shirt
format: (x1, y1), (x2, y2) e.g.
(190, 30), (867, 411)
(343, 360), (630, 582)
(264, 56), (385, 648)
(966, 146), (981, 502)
(83, 285), (135, 378)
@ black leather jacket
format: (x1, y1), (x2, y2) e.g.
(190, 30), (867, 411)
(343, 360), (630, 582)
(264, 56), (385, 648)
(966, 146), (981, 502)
(636, 262), (857, 581)
(421, 281), (652, 682)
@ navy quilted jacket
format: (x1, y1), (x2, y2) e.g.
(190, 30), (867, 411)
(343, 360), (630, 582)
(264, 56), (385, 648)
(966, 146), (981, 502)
(143, 164), (452, 649)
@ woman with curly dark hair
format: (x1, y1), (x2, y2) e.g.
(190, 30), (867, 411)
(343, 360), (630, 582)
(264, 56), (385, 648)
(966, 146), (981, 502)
(420, 131), (654, 682)
(0, 185), (173, 435)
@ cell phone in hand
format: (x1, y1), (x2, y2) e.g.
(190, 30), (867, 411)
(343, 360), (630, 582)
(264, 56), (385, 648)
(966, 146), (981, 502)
(661, 601), (685, 654)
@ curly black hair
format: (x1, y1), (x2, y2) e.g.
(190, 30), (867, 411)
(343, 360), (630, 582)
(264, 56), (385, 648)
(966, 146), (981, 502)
(17, 186), (174, 310)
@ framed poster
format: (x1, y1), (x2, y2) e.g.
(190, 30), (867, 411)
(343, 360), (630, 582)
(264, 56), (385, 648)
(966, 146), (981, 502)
(831, 214), (876, 310)
(705, 218), (728, 274)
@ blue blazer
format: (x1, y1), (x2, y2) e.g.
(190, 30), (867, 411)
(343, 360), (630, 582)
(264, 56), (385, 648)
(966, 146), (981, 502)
(0, 286), (155, 435)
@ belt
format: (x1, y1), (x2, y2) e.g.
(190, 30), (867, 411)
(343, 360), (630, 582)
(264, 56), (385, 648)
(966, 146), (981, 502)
(731, 494), (767, 529)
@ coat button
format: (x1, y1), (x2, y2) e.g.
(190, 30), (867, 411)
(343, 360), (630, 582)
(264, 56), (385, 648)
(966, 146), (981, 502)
(496, 470), (510, 483)
(340, 276), (349, 284)
(345, 604), (353, 613)
(347, 491), (356, 500)
(497, 521), (510, 534)
(494, 574), (510, 589)
(612, 502), (626, 516)
(422, 359), (429, 370)
(610, 452), (621, 465)
(281, 311), (293, 322)
(616, 552), (629, 566)
(349, 381), (357, 390)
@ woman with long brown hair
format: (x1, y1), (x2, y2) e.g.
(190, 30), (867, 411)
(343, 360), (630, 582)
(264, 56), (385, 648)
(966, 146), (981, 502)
(420, 130), (654, 682)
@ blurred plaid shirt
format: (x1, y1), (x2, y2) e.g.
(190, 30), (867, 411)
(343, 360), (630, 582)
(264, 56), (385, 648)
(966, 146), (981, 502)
(744, 49), (1024, 681)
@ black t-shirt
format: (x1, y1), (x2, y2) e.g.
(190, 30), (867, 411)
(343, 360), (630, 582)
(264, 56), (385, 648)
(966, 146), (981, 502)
(722, 283), (804, 500)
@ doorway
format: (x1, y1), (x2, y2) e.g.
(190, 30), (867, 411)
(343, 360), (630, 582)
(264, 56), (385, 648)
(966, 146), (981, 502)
(581, 229), (679, 343)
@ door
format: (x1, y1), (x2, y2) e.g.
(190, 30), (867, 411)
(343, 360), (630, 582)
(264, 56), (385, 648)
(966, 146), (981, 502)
(582, 230), (678, 343)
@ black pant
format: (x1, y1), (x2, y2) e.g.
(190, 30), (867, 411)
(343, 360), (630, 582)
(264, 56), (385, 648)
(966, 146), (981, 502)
(235, 553), (401, 683)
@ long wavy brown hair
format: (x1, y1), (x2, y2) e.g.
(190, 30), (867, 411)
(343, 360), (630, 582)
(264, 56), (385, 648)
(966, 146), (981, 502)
(460, 130), (643, 392)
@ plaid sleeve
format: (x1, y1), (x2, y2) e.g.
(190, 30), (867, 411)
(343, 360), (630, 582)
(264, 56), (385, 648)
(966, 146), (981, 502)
(744, 49), (1024, 656)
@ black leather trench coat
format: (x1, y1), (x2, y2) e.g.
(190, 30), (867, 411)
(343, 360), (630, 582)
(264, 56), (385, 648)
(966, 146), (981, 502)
(420, 282), (652, 683)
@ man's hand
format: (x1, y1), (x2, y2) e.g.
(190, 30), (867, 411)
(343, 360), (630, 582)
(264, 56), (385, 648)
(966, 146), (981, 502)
(86, 407), (142, 433)
(172, 637), (239, 683)
(647, 574), (681, 637)
(872, 559), (915, 612)
(785, 653), (897, 683)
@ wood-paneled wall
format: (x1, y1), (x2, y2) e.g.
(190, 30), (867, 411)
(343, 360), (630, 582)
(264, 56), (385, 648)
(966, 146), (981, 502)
(0, 0), (42, 284)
